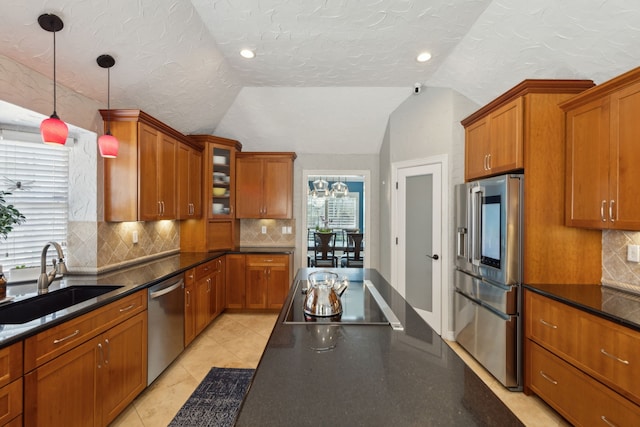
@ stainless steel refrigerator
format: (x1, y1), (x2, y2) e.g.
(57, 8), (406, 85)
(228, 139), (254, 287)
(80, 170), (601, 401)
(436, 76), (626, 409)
(453, 173), (523, 390)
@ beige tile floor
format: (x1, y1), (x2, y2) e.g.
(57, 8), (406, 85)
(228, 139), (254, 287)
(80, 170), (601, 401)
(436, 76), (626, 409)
(110, 313), (279, 427)
(110, 313), (568, 427)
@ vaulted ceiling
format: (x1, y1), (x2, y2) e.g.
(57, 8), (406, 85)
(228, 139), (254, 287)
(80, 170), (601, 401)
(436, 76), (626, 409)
(1, 0), (639, 154)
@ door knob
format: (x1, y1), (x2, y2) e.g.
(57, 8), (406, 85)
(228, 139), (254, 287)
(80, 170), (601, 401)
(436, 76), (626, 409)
(426, 254), (439, 260)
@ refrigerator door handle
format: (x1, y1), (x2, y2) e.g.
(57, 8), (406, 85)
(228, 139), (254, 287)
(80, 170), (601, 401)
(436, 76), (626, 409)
(456, 227), (467, 259)
(470, 185), (483, 266)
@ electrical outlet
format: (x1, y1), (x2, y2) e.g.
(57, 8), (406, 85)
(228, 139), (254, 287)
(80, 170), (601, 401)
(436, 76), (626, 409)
(132, 230), (139, 244)
(261, 226), (267, 234)
(282, 226), (288, 234)
(628, 244), (640, 263)
(287, 226), (292, 234)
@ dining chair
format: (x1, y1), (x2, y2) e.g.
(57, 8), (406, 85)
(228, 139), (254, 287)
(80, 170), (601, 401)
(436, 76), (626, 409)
(313, 232), (338, 267)
(344, 232), (364, 268)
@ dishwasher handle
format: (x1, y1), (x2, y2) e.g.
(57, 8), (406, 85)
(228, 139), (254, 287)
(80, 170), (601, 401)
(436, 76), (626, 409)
(149, 279), (184, 299)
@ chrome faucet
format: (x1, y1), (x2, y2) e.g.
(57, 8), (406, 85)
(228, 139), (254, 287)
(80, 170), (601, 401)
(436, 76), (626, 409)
(37, 241), (68, 294)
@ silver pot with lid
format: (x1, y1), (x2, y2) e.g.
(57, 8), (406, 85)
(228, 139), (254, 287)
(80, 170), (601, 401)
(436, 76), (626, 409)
(303, 271), (348, 317)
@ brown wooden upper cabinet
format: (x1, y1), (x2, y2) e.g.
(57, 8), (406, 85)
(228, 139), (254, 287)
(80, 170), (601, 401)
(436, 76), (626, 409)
(461, 80), (602, 285)
(180, 135), (242, 252)
(177, 142), (202, 219)
(463, 98), (524, 181)
(561, 67), (640, 230)
(236, 152), (296, 219)
(100, 109), (199, 222)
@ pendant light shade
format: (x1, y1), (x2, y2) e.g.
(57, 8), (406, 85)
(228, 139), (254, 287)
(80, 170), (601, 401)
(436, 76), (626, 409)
(331, 179), (349, 198)
(40, 114), (68, 145)
(38, 13), (68, 145)
(98, 134), (118, 158)
(97, 54), (118, 158)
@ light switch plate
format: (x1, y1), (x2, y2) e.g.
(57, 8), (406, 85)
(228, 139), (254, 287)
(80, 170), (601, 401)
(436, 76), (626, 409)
(261, 226), (267, 234)
(627, 244), (640, 263)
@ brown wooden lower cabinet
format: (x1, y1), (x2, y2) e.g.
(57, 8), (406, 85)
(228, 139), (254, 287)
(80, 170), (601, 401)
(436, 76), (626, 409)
(227, 253), (291, 310)
(0, 341), (22, 427)
(225, 254), (246, 309)
(525, 289), (640, 426)
(529, 341), (640, 426)
(184, 267), (197, 347)
(188, 257), (225, 340)
(24, 311), (147, 427)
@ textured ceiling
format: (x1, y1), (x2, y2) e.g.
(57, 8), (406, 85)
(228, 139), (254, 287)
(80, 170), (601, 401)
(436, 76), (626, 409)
(191, 0), (491, 86)
(1, 0), (640, 154)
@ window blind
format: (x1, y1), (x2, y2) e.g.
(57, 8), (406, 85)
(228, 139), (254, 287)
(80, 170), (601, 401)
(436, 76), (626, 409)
(0, 136), (69, 269)
(307, 193), (359, 230)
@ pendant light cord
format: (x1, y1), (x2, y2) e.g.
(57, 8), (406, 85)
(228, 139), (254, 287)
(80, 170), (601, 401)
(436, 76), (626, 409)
(52, 28), (57, 116)
(106, 67), (111, 134)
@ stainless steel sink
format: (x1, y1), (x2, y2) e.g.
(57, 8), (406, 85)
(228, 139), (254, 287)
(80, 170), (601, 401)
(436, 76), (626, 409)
(0, 285), (123, 324)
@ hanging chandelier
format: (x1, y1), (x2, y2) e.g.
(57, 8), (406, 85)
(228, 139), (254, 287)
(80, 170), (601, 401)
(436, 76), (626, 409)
(38, 13), (68, 145)
(96, 54), (119, 158)
(331, 178), (349, 198)
(312, 178), (330, 198)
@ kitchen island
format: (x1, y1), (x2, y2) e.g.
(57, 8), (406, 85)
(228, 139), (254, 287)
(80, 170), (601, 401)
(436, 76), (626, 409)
(235, 268), (524, 426)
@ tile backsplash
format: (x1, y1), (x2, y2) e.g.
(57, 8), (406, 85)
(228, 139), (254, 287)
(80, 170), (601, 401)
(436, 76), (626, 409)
(68, 220), (179, 273)
(239, 219), (296, 247)
(602, 229), (640, 293)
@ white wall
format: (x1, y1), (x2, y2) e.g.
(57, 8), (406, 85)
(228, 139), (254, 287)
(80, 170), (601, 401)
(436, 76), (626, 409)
(378, 87), (478, 336)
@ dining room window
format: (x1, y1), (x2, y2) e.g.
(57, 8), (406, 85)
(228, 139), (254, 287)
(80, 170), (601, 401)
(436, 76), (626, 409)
(307, 188), (359, 231)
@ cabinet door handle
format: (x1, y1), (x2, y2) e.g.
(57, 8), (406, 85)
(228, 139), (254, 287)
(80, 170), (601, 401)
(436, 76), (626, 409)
(161, 201), (165, 215)
(600, 348), (629, 365)
(539, 370), (558, 385)
(609, 200), (615, 222)
(158, 201), (162, 215)
(119, 303), (135, 312)
(186, 289), (191, 306)
(97, 342), (103, 369)
(601, 200), (607, 222)
(539, 318), (558, 329)
(601, 415), (619, 427)
(104, 338), (110, 365)
(483, 154), (488, 171)
(487, 153), (491, 170)
(53, 329), (80, 344)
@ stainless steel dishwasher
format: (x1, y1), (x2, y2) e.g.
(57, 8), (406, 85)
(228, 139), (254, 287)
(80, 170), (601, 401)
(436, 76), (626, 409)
(147, 274), (185, 385)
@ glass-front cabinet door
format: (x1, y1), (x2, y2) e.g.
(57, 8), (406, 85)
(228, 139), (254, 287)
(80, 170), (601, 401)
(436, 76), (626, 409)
(210, 145), (235, 219)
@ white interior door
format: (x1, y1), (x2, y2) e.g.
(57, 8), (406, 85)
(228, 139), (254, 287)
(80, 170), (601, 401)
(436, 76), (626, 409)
(395, 162), (442, 334)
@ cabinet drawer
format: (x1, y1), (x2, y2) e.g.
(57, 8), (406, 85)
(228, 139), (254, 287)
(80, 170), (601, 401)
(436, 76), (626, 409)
(0, 342), (22, 388)
(195, 260), (217, 280)
(93, 289), (147, 333)
(24, 290), (147, 372)
(245, 254), (288, 267)
(578, 312), (640, 405)
(529, 341), (640, 427)
(525, 291), (579, 358)
(0, 379), (22, 426)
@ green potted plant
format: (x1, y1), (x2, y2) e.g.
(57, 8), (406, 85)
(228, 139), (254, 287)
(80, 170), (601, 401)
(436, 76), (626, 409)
(0, 191), (24, 240)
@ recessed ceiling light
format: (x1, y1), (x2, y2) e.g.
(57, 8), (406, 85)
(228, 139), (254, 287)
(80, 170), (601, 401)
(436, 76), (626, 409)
(240, 49), (255, 59)
(416, 52), (432, 63)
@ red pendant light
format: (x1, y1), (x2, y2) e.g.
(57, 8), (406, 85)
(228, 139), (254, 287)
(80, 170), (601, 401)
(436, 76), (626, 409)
(97, 54), (118, 158)
(38, 14), (68, 145)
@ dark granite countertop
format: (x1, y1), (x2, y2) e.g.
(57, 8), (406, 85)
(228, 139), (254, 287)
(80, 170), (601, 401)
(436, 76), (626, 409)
(0, 251), (223, 347)
(235, 268), (523, 427)
(524, 283), (640, 332)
